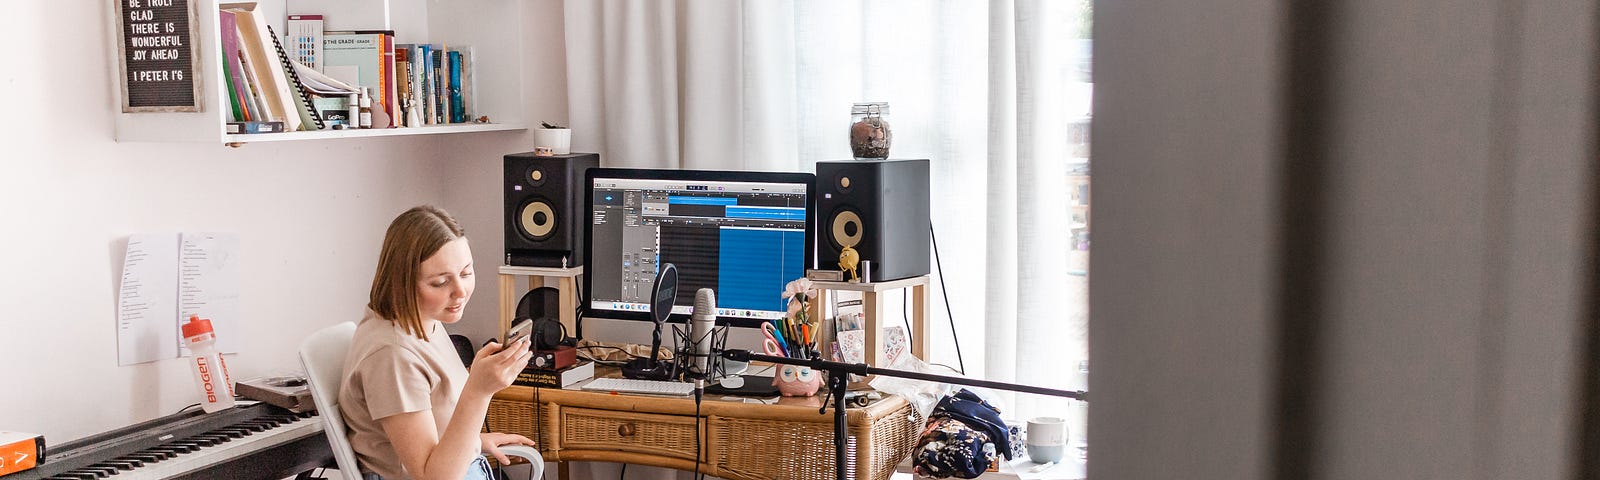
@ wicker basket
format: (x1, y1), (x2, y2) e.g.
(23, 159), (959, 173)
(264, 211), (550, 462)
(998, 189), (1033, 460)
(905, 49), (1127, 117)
(489, 386), (922, 480)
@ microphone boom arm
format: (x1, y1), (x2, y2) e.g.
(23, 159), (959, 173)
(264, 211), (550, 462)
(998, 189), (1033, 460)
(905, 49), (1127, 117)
(721, 349), (1085, 401)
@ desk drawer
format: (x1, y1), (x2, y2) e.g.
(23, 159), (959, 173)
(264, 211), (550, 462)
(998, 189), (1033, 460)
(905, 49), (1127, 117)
(561, 407), (701, 461)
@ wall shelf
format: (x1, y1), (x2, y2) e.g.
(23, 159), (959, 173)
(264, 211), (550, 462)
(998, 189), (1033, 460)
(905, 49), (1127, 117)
(112, 0), (527, 144)
(223, 122), (524, 144)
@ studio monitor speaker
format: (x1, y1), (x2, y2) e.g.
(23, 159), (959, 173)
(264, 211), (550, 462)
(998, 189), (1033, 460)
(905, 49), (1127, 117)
(505, 152), (599, 267)
(815, 159), (930, 282)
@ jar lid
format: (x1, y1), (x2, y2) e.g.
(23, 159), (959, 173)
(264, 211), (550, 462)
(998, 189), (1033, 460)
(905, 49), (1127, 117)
(851, 102), (890, 114)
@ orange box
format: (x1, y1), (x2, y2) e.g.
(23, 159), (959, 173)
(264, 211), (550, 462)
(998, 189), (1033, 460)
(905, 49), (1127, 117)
(0, 431), (44, 477)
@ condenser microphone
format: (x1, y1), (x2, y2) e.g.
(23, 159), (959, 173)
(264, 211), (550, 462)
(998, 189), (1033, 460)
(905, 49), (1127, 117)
(689, 288), (717, 387)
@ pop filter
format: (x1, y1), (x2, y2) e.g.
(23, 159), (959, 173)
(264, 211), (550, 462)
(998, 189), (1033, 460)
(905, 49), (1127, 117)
(621, 263), (677, 380)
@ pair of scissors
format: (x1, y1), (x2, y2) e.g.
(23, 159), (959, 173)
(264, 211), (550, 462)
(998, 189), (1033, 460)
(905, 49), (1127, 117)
(761, 322), (789, 357)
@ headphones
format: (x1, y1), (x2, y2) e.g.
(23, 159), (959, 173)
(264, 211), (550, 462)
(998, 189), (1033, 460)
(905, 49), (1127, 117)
(515, 287), (576, 350)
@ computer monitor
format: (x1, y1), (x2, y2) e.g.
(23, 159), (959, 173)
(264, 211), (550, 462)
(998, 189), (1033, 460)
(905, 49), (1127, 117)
(583, 168), (816, 328)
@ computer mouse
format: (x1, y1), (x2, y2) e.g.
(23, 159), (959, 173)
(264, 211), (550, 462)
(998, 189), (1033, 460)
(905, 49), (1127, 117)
(718, 375), (745, 389)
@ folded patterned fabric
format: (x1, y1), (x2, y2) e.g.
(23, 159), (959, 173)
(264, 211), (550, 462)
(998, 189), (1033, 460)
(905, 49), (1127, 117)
(913, 416), (995, 478)
(911, 389), (1012, 478)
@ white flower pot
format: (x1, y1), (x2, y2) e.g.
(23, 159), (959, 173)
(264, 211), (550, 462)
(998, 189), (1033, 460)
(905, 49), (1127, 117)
(533, 128), (572, 155)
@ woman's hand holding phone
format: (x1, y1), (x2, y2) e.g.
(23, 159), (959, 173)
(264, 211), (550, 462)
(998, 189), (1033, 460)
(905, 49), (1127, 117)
(466, 329), (532, 397)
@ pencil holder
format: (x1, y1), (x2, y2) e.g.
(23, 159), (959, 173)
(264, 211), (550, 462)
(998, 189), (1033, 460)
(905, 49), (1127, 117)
(773, 365), (823, 396)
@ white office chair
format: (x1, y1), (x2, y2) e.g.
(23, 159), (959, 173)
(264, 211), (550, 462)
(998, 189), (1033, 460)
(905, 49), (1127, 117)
(298, 322), (544, 480)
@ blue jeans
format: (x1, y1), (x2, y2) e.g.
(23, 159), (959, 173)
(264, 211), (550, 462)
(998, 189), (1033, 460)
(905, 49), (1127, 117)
(362, 456), (495, 480)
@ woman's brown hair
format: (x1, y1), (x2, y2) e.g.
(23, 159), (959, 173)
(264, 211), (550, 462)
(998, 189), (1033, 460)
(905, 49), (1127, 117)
(368, 205), (466, 340)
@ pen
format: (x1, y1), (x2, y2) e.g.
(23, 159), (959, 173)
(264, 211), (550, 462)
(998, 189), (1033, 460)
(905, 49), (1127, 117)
(774, 324), (790, 353)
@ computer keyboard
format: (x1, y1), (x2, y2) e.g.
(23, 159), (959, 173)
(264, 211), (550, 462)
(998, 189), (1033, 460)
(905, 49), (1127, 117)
(579, 377), (695, 396)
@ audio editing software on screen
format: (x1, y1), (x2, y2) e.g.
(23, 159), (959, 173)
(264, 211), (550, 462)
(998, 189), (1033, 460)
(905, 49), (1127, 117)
(590, 178), (807, 320)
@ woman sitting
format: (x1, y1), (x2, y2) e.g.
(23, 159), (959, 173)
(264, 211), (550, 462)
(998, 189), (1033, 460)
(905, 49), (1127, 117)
(339, 205), (535, 480)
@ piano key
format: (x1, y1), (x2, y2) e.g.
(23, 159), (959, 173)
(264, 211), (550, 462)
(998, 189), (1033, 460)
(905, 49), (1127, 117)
(100, 462), (127, 471)
(126, 453), (161, 463)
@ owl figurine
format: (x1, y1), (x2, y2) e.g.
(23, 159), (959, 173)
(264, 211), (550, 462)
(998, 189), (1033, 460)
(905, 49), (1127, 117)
(772, 365), (823, 396)
(838, 245), (861, 282)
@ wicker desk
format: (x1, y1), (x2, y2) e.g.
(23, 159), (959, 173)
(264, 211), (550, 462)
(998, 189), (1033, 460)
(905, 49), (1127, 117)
(489, 385), (921, 480)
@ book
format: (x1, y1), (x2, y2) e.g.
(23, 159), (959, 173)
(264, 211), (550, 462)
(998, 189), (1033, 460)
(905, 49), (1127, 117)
(394, 45), (411, 126)
(323, 31), (393, 126)
(380, 33), (397, 126)
(293, 60), (360, 96)
(513, 360), (595, 389)
(460, 46), (473, 121)
(220, 3), (302, 131)
(221, 51), (243, 121)
(235, 43), (271, 123)
(226, 120), (286, 134)
(0, 432), (44, 476)
(285, 14), (323, 71)
(448, 49), (464, 123)
(418, 44), (435, 124)
(433, 46), (450, 123)
(266, 24), (324, 130)
(217, 10), (251, 122)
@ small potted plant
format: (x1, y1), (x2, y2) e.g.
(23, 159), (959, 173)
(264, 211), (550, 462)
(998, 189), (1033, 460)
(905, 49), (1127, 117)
(533, 121), (572, 156)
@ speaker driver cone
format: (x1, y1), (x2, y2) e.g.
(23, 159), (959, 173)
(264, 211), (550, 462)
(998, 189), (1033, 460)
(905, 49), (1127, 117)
(519, 200), (557, 240)
(830, 210), (863, 248)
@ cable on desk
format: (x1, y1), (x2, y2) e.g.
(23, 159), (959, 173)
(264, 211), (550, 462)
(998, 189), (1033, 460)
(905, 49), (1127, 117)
(575, 345), (641, 366)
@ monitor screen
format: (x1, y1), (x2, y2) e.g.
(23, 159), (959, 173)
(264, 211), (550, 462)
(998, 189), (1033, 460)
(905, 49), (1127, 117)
(583, 168), (816, 328)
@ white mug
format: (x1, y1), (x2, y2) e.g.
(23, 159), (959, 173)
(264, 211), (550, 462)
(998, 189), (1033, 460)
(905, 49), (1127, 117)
(1026, 416), (1067, 463)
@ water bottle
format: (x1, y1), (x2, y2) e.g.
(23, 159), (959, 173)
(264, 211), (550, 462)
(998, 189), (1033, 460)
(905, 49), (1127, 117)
(183, 315), (236, 413)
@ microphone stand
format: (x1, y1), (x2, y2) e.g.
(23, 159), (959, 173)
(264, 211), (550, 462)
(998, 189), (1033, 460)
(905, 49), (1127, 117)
(721, 350), (1086, 480)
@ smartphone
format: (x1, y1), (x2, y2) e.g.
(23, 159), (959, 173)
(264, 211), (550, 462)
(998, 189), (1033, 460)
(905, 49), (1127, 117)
(502, 319), (532, 351)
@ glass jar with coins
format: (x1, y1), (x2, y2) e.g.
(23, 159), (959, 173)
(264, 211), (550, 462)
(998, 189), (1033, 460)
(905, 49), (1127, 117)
(849, 102), (891, 158)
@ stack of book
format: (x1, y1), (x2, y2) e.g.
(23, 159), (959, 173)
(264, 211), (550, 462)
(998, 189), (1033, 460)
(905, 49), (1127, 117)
(513, 360), (594, 389)
(215, 2), (479, 133)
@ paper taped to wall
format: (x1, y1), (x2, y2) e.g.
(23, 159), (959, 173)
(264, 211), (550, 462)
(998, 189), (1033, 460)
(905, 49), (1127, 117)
(117, 232), (241, 365)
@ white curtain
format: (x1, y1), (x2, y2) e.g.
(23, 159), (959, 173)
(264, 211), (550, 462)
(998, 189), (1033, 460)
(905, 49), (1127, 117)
(563, 0), (1088, 475)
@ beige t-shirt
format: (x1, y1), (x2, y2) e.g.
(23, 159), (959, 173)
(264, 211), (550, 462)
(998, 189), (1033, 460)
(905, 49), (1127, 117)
(339, 309), (474, 480)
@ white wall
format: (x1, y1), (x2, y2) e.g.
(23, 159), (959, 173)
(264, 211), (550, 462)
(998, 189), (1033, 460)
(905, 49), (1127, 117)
(0, 0), (568, 443)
